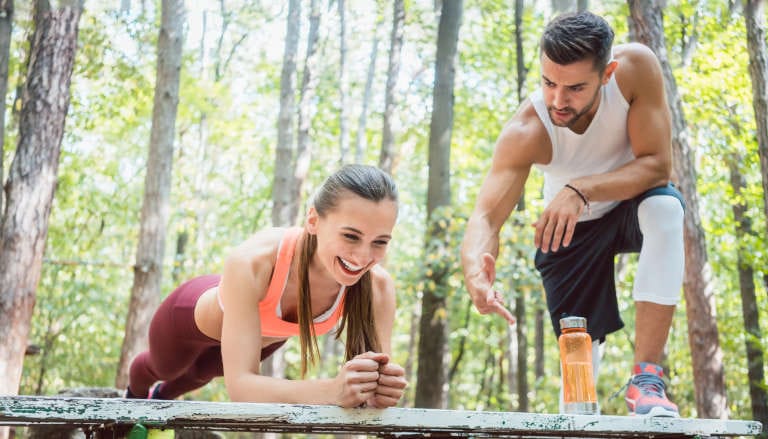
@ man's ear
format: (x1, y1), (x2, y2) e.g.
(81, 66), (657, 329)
(602, 60), (618, 84)
(306, 207), (319, 234)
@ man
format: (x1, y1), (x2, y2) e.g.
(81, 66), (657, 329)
(460, 11), (684, 417)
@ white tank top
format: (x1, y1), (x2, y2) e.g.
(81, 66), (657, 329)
(531, 75), (635, 221)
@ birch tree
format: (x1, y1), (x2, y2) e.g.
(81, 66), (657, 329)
(116, 0), (186, 388)
(743, 0), (768, 294)
(512, 0), (530, 411)
(272, 0), (300, 228)
(337, 0), (349, 164)
(354, 14), (382, 164)
(264, 0), (301, 380)
(0, 2), (82, 437)
(378, 0), (404, 174)
(0, 0), (13, 213)
(293, 0), (322, 219)
(415, 0), (463, 409)
(728, 152), (768, 427)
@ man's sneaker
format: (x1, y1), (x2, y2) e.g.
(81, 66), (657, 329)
(625, 362), (679, 417)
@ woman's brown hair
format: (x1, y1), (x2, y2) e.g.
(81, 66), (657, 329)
(295, 165), (398, 377)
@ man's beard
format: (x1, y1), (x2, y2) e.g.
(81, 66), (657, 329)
(547, 87), (600, 129)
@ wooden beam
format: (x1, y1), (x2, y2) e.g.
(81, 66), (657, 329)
(0, 396), (762, 438)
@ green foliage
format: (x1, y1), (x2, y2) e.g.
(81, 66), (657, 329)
(7, 0), (767, 421)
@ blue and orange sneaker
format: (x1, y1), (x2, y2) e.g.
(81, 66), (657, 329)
(124, 382), (164, 399)
(625, 362), (679, 417)
(147, 382), (164, 399)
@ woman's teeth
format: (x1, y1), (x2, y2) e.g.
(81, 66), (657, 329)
(339, 258), (363, 272)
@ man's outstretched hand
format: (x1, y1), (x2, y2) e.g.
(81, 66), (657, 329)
(466, 253), (515, 325)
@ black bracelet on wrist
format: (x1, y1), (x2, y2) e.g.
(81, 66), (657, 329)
(564, 183), (590, 213)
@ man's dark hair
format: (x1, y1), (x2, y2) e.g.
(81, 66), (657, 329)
(540, 11), (615, 72)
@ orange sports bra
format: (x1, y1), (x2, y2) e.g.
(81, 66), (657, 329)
(219, 227), (346, 338)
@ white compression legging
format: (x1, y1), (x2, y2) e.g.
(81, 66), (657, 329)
(633, 195), (685, 305)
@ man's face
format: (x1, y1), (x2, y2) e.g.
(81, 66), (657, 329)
(540, 53), (611, 132)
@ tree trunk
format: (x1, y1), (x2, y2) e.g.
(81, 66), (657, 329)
(506, 322), (518, 403)
(337, 0), (349, 164)
(378, 0), (404, 174)
(514, 0), (527, 116)
(172, 230), (188, 284)
(729, 153), (768, 427)
(519, 0), (544, 384)
(448, 301), (472, 383)
(0, 0), (13, 213)
(402, 308), (418, 407)
(264, 0), (302, 381)
(193, 8), (209, 274)
(513, 0), (530, 411)
(0, 4), (81, 439)
(354, 18), (381, 164)
(765, 274), (768, 310)
(628, 0), (727, 419)
(292, 0), (321, 220)
(534, 307), (545, 379)
(447, 302), (472, 408)
(415, 0), (462, 409)
(744, 0), (768, 239)
(515, 290), (529, 411)
(271, 0), (300, 228)
(551, 0), (576, 15)
(116, 0), (185, 388)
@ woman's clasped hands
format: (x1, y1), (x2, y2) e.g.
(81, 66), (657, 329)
(334, 351), (407, 408)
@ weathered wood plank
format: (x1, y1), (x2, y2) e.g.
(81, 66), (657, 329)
(0, 396), (762, 438)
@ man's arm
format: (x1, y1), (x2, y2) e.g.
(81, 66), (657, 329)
(461, 107), (542, 323)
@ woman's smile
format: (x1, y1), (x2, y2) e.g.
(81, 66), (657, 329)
(338, 256), (365, 274)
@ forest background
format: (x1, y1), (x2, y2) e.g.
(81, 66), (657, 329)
(0, 0), (767, 427)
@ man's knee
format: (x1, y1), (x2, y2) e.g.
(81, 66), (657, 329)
(634, 195), (684, 305)
(638, 195), (684, 236)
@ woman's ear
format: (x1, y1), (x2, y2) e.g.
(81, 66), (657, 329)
(306, 207), (319, 234)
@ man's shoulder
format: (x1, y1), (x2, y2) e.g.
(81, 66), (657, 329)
(495, 99), (550, 166)
(614, 42), (659, 64)
(613, 43), (664, 102)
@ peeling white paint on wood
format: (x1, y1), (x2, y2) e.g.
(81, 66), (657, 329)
(0, 396), (762, 437)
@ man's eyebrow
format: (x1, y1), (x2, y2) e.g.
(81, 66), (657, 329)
(541, 75), (588, 88)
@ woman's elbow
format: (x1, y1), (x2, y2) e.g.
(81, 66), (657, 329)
(224, 376), (252, 402)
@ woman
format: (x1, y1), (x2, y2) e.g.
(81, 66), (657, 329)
(126, 164), (407, 408)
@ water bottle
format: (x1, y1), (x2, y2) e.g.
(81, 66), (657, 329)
(558, 316), (598, 415)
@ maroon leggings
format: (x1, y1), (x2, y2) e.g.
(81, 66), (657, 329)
(128, 274), (285, 399)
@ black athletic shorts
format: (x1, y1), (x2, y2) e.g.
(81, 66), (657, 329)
(534, 183), (685, 342)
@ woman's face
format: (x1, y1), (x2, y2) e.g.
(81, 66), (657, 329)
(307, 193), (398, 286)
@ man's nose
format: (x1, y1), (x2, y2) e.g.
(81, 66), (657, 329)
(552, 88), (568, 109)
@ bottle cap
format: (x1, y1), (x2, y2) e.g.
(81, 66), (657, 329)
(559, 316), (587, 330)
